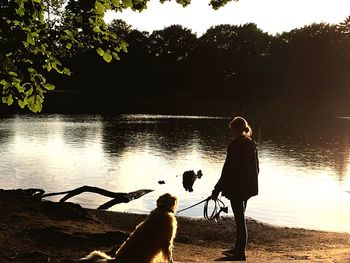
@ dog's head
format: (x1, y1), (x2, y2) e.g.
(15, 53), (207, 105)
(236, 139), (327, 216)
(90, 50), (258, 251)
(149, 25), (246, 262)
(156, 193), (178, 213)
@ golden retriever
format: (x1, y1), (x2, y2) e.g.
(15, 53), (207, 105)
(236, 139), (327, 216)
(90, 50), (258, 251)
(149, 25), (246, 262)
(80, 193), (178, 263)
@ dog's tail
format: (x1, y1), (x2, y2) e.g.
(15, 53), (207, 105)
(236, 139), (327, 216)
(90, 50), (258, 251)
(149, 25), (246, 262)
(79, 250), (113, 262)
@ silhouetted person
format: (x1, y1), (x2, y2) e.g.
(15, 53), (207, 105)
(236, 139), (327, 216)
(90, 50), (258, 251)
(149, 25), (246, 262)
(211, 116), (259, 261)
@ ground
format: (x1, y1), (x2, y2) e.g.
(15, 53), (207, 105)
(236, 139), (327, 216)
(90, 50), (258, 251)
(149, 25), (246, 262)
(0, 189), (349, 262)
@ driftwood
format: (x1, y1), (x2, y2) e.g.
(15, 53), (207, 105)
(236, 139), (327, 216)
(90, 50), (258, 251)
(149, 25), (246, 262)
(41, 186), (153, 210)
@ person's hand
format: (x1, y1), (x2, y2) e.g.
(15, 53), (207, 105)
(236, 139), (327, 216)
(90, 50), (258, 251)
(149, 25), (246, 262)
(210, 189), (219, 200)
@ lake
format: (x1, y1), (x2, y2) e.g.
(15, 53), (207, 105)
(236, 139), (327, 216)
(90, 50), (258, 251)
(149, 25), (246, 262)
(0, 114), (349, 233)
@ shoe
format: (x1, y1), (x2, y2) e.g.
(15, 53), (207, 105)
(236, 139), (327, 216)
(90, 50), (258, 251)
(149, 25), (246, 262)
(225, 253), (246, 261)
(215, 254), (246, 261)
(222, 248), (236, 256)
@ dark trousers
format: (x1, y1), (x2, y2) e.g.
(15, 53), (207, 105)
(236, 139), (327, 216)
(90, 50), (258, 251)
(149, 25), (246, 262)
(230, 199), (248, 254)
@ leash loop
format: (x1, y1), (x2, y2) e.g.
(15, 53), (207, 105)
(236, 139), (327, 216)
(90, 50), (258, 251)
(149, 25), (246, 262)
(177, 196), (228, 221)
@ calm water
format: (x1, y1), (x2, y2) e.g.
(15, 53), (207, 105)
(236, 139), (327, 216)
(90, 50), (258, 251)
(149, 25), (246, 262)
(1, 114), (350, 233)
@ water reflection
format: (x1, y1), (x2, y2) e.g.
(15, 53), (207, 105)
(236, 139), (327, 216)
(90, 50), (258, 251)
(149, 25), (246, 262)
(0, 114), (349, 233)
(101, 115), (228, 161)
(257, 116), (350, 182)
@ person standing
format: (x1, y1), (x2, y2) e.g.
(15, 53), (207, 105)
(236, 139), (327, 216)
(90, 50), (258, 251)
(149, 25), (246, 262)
(211, 116), (259, 261)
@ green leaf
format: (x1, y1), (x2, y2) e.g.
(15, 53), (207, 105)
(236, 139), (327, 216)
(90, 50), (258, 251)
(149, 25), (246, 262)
(28, 67), (36, 73)
(27, 35), (35, 45)
(16, 6), (25, 16)
(46, 63), (52, 72)
(29, 103), (40, 113)
(121, 40), (128, 52)
(103, 2), (111, 9)
(112, 52), (120, 60)
(93, 27), (101, 33)
(9, 71), (18, 77)
(26, 95), (43, 113)
(66, 43), (72, 49)
(63, 68), (71, 76)
(51, 62), (63, 74)
(2, 95), (13, 106)
(64, 29), (73, 37)
(32, 10), (38, 20)
(123, 0), (133, 8)
(32, 73), (46, 83)
(14, 82), (25, 92)
(41, 43), (48, 51)
(44, 83), (55, 91)
(95, 1), (105, 15)
(39, 12), (44, 21)
(22, 41), (29, 48)
(24, 96), (30, 105)
(103, 51), (113, 63)
(27, 87), (33, 95)
(18, 100), (26, 108)
(37, 103), (43, 112)
(23, 58), (33, 64)
(112, 0), (120, 7)
(96, 47), (105, 56)
(0, 79), (7, 85)
(8, 96), (13, 105)
(22, 26), (31, 32)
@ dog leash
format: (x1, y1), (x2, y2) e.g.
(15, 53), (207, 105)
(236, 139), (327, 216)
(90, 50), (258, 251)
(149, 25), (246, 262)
(203, 197), (228, 221)
(176, 197), (209, 214)
(177, 197), (228, 221)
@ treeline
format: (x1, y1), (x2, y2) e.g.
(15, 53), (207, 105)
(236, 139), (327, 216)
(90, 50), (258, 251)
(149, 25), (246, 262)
(52, 18), (350, 105)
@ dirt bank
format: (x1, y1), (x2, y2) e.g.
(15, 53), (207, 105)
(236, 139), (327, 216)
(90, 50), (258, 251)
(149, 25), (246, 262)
(1, 189), (349, 262)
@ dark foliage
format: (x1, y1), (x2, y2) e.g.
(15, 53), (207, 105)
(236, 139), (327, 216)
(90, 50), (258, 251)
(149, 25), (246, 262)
(47, 18), (350, 113)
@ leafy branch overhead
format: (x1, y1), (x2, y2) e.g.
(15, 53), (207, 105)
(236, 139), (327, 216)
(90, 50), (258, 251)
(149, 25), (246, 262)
(0, 0), (236, 112)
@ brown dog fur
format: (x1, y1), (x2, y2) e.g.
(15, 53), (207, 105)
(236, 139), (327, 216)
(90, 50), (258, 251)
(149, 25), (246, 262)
(80, 193), (178, 263)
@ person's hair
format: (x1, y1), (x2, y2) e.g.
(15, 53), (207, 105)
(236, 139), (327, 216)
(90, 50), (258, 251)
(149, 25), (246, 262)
(229, 116), (252, 138)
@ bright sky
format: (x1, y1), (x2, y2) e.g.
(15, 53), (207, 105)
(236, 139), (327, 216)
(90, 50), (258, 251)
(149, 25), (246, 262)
(104, 0), (350, 36)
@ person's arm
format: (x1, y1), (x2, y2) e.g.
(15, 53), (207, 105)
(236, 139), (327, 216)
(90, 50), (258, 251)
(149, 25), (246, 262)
(255, 145), (259, 174)
(211, 142), (237, 199)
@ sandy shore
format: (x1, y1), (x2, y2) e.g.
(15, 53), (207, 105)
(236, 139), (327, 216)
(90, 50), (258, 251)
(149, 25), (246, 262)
(1, 189), (350, 262)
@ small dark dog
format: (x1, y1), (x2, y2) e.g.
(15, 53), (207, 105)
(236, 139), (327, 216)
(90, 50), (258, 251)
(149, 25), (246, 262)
(182, 170), (203, 192)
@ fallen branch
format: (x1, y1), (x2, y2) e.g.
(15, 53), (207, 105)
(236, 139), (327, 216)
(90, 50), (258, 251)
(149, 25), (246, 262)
(98, 189), (153, 210)
(42, 186), (153, 210)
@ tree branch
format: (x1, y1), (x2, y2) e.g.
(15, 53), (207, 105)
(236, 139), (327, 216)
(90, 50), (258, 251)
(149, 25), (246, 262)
(42, 186), (153, 209)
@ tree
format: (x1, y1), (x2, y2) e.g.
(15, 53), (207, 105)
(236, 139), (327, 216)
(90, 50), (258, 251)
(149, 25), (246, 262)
(269, 23), (346, 99)
(0, 0), (237, 112)
(148, 25), (198, 92)
(109, 19), (132, 38)
(337, 16), (350, 35)
(336, 16), (350, 61)
(197, 23), (271, 96)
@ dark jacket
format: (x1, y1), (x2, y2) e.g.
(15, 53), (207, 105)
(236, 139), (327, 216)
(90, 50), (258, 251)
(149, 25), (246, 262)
(214, 136), (259, 201)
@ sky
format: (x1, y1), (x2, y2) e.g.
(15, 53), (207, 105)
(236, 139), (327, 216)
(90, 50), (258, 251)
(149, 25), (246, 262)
(104, 0), (350, 36)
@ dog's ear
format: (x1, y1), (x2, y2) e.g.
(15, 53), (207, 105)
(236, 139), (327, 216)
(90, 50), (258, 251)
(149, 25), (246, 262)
(171, 195), (178, 210)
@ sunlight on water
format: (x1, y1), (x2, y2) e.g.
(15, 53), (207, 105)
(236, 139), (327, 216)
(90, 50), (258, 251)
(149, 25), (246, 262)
(0, 114), (350, 233)
(122, 114), (228, 120)
(250, 158), (350, 233)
